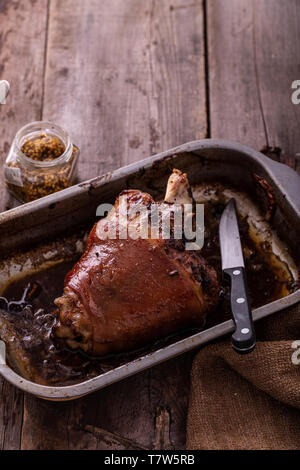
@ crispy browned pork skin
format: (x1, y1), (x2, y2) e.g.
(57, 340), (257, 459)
(54, 169), (219, 355)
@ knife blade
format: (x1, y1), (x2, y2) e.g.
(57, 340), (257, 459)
(0, 340), (6, 365)
(219, 199), (256, 354)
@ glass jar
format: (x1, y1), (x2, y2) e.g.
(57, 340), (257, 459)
(4, 121), (79, 203)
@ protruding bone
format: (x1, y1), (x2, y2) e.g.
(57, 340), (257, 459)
(164, 169), (193, 205)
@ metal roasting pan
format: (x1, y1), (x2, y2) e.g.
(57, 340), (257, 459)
(0, 139), (299, 400)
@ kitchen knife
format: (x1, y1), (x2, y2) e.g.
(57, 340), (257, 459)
(219, 198), (256, 354)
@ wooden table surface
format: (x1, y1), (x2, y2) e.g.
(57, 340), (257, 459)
(0, 0), (299, 450)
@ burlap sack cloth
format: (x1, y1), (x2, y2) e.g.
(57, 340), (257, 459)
(186, 303), (300, 449)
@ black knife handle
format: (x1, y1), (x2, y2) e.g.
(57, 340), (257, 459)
(223, 267), (256, 354)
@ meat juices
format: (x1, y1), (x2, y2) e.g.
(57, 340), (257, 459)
(54, 170), (219, 356)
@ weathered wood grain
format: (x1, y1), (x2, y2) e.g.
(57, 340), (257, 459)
(0, 0), (49, 210)
(21, 0), (206, 450)
(0, 0), (48, 450)
(41, 0), (206, 181)
(21, 354), (193, 450)
(207, 0), (300, 167)
(0, 378), (23, 450)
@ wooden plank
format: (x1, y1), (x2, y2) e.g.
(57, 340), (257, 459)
(21, 355), (193, 450)
(21, 0), (206, 450)
(0, 379), (23, 450)
(41, 0), (206, 181)
(0, 0), (49, 210)
(0, 0), (48, 450)
(207, 0), (300, 167)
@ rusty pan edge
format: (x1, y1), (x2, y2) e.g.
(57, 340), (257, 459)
(0, 290), (299, 400)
